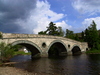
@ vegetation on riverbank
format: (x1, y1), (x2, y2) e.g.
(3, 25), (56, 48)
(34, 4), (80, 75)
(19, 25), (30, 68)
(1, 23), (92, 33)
(0, 42), (30, 63)
(14, 51), (31, 55)
(0, 42), (15, 62)
(86, 49), (100, 54)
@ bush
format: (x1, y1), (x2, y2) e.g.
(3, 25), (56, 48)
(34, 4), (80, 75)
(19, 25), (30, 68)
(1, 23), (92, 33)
(0, 42), (15, 62)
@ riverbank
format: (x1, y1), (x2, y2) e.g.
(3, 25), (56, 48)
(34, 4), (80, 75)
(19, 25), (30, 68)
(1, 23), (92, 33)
(86, 50), (100, 54)
(0, 67), (35, 75)
(0, 66), (60, 75)
(0, 66), (52, 75)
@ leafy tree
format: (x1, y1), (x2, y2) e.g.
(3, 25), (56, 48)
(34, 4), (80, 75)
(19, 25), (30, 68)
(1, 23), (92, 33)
(74, 34), (79, 41)
(98, 30), (100, 44)
(46, 22), (58, 35)
(12, 45), (23, 51)
(38, 22), (64, 36)
(65, 29), (74, 39)
(81, 31), (84, 40)
(84, 20), (99, 49)
(38, 31), (46, 35)
(57, 26), (64, 36)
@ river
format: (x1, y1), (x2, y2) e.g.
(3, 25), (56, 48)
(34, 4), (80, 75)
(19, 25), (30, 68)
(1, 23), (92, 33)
(10, 54), (100, 75)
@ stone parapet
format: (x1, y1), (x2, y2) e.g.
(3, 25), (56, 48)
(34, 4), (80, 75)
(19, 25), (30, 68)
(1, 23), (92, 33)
(2, 33), (83, 44)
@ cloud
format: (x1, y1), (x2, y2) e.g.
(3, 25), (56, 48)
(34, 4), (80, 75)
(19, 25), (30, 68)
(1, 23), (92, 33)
(0, 0), (37, 33)
(82, 17), (100, 30)
(0, 0), (72, 34)
(28, 0), (71, 34)
(31, 0), (65, 34)
(56, 21), (72, 30)
(72, 0), (100, 15)
(1, 0), (100, 35)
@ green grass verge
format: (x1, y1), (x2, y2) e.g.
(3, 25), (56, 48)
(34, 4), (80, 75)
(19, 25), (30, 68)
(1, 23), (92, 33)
(86, 50), (100, 54)
(14, 51), (31, 55)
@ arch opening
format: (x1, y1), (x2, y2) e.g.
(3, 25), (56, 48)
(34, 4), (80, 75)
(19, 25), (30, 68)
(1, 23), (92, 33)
(12, 41), (41, 59)
(72, 46), (82, 55)
(48, 42), (67, 57)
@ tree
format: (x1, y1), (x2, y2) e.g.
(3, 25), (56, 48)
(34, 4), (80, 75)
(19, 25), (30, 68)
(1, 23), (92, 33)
(81, 31), (84, 41)
(74, 34), (79, 41)
(38, 31), (46, 35)
(65, 29), (74, 39)
(46, 22), (58, 35)
(57, 26), (64, 36)
(38, 22), (64, 36)
(84, 20), (99, 49)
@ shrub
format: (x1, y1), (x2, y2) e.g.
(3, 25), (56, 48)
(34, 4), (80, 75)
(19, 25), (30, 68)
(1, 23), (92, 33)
(0, 42), (15, 62)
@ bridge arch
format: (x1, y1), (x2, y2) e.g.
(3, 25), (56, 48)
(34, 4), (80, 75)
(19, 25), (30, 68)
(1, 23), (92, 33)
(71, 45), (82, 55)
(47, 40), (68, 57)
(11, 40), (42, 58)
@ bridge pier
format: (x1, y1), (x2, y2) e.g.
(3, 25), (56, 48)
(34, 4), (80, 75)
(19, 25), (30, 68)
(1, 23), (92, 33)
(67, 51), (73, 55)
(31, 51), (48, 59)
(41, 51), (48, 57)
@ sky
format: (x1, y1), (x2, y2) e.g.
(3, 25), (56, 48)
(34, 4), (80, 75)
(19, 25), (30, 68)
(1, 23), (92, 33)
(0, 0), (100, 34)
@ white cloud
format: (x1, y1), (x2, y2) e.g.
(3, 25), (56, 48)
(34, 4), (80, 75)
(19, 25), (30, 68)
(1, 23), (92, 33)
(32, 0), (65, 34)
(14, 0), (72, 34)
(82, 17), (100, 30)
(56, 21), (72, 30)
(28, 0), (71, 34)
(72, 0), (100, 15)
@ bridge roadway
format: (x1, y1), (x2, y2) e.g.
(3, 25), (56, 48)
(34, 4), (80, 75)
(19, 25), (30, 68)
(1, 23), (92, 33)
(0, 33), (88, 58)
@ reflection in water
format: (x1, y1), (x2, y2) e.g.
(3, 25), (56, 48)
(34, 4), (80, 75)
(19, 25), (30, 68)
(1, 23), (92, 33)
(10, 54), (100, 75)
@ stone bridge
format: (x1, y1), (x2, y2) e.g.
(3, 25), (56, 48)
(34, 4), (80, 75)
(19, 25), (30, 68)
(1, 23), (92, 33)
(0, 33), (88, 58)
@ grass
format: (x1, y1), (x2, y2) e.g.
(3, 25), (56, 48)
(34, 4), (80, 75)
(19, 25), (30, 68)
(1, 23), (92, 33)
(14, 51), (31, 56)
(86, 49), (100, 54)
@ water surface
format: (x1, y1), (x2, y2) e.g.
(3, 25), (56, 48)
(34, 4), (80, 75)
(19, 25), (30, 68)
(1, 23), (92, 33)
(10, 54), (100, 75)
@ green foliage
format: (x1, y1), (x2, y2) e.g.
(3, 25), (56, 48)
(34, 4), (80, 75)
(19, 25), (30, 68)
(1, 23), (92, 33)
(0, 42), (15, 62)
(38, 22), (64, 36)
(74, 34), (79, 41)
(86, 49), (100, 54)
(38, 31), (47, 35)
(65, 29), (74, 39)
(12, 45), (23, 51)
(46, 22), (58, 35)
(84, 20), (99, 49)
(57, 26), (64, 36)
(14, 51), (31, 55)
(81, 31), (84, 41)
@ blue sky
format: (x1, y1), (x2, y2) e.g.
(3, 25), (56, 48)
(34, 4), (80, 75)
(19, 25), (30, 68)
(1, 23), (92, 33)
(0, 0), (100, 34)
